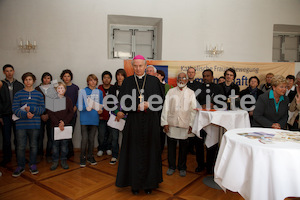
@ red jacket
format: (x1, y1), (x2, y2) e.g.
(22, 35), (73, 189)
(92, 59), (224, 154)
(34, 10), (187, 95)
(98, 84), (111, 121)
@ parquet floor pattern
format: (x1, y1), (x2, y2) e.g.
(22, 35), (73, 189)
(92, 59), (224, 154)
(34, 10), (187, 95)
(0, 149), (245, 200)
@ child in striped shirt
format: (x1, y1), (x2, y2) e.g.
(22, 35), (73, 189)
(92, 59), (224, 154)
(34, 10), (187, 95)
(12, 72), (45, 177)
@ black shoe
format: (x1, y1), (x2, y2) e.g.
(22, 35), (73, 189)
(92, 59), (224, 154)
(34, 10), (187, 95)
(131, 189), (139, 195)
(144, 189), (152, 194)
(195, 166), (204, 172)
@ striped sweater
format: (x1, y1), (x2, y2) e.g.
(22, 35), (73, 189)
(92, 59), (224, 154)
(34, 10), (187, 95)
(12, 89), (45, 130)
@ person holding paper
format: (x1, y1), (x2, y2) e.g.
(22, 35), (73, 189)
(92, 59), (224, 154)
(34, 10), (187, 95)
(60, 69), (79, 159)
(106, 68), (127, 165)
(47, 82), (74, 170)
(12, 72), (45, 177)
(77, 74), (103, 167)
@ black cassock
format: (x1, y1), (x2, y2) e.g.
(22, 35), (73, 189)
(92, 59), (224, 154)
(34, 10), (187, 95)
(116, 74), (164, 190)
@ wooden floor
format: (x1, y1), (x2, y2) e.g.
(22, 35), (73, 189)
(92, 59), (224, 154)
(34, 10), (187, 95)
(0, 149), (245, 200)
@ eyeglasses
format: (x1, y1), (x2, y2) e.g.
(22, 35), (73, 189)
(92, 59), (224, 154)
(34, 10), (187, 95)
(177, 77), (187, 80)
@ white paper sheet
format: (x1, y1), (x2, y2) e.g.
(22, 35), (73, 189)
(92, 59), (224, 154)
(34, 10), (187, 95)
(107, 113), (125, 131)
(12, 104), (27, 121)
(54, 126), (72, 140)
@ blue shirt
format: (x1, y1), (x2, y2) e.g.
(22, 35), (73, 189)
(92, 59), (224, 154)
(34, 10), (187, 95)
(77, 87), (103, 125)
(269, 90), (284, 113)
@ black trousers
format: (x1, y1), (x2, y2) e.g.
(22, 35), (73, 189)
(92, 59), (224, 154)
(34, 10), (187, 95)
(160, 127), (166, 153)
(195, 129), (219, 173)
(167, 136), (188, 171)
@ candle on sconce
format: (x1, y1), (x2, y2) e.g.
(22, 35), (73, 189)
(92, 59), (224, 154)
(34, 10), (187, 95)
(33, 41), (36, 46)
(26, 40), (29, 45)
(20, 40), (23, 46)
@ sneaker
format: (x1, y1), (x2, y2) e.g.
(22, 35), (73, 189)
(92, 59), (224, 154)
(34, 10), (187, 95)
(106, 150), (112, 155)
(110, 157), (117, 165)
(97, 150), (103, 157)
(29, 165), (39, 175)
(166, 168), (175, 176)
(80, 157), (86, 167)
(179, 170), (186, 177)
(87, 157), (97, 165)
(50, 161), (59, 171)
(12, 167), (25, 177)
(61, 160), (69, 169)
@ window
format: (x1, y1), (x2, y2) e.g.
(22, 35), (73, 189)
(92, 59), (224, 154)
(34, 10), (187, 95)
(273, 25), (300, 62)
(108, 15), (162, 60)
(111, 25), (156, 59)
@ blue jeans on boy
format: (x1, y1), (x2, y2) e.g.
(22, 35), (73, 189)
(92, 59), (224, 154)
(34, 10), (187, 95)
(1, 115), (17, 164)
(51, 128), (68, 162)
(108, 127), (119, 158)
(97, 120), (111, 152)
(81, 125), (97, 159)
(16, 129), (39, 168)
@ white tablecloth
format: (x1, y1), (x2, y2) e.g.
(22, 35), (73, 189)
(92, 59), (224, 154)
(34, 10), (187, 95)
(214, 128), (300, 200)
(192, 109), (250, 147)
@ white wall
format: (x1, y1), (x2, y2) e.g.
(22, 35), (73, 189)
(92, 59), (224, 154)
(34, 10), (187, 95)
(1, 0), (300, 148)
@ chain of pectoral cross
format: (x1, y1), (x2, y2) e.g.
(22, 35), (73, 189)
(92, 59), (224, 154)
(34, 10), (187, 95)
(134, 74), (147, 103)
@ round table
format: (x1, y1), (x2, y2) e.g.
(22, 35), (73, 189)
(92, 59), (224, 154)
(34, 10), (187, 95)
(192, 109), (251, 147)
(214, 128), (300, 200)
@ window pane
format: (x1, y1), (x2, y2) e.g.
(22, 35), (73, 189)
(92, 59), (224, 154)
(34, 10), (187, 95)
(114, 44), (132, 58)
(273, 36), (281, 49)
(285, 37), (298, 49)
(135, 31), (153, 45)
(136, 45), (153, 59)
(114, 30), (132, 44)
(272, 49), (281, 61)
(113, 29), (132, 58)
(284, 49), (298, 61)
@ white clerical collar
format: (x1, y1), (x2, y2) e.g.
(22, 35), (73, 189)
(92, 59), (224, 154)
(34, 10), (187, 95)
(136, 73), (145, 79)
(189, 80), (194, 83)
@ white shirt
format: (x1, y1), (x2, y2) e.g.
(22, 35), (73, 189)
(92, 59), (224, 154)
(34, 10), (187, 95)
(161, 86), (197, 139)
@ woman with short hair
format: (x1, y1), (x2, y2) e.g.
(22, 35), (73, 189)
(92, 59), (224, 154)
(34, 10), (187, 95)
(253, 75), (289, 129)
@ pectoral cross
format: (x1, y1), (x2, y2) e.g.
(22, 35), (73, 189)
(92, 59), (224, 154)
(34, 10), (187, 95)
(138, 95), (144, 103)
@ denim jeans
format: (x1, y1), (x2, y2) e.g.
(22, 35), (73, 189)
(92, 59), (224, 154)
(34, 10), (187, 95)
(81, 125), (97, 159)
(1, 115), (17, 162)
(16, 129), (39, 168)
(38, 118), (52, 157)
(97, 120), (111, 151)
(51, 128), (68, 161)
(108, 127), (119, 158)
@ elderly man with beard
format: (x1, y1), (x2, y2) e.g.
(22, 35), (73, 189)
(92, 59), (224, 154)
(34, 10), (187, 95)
(161, 72), (197, 177)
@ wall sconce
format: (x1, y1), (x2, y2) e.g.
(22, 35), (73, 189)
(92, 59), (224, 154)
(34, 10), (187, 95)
(18, 39), (37, 52)
(206, 44), (223, 56)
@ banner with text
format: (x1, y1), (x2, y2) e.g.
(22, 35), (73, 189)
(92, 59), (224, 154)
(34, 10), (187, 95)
(124, 60), (295, 90)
